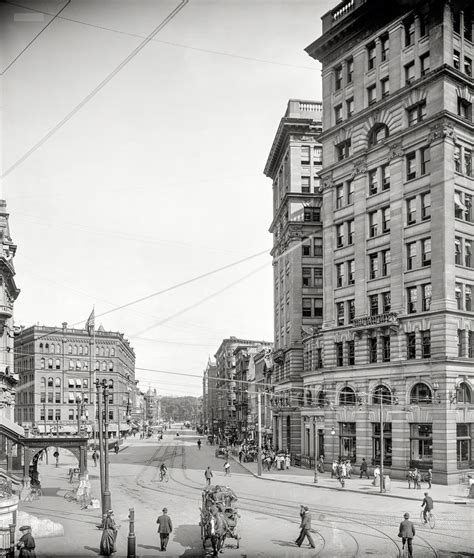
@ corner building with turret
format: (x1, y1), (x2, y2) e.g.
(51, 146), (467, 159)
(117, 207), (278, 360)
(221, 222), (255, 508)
(301, 0), (473, 484)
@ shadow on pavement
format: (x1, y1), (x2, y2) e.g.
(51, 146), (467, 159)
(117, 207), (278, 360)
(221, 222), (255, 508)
(272, 538), (298, 548)
(83, 545), (100, 554)
(173, 524), (200, 546)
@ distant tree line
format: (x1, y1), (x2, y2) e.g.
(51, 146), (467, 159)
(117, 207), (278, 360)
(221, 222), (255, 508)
(160, 396), (201, 422)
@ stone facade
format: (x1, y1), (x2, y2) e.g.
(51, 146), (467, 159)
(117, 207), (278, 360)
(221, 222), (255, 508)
(264, 99), (324, 453)
(303, 0), (474, 484)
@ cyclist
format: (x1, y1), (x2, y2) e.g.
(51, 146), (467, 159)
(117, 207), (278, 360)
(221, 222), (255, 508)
(160, 463), (168, 482)
(421, 492), (434, 523)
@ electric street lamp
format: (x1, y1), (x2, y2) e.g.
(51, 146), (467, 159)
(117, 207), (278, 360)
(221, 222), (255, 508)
(330, 425), (336, 462)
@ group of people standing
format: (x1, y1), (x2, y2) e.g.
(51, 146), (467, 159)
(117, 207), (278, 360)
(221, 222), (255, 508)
(407, 467), (432, 489)
(262, 449), (291, 472)
(330, 459), (352, 486)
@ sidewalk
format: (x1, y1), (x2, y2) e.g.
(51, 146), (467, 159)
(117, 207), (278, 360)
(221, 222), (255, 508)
(231, 455), (473, 505)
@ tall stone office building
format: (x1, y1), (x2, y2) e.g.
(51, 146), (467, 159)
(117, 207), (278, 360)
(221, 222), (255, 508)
(264, 100), (324, 454)
(302, 0), (473, 483)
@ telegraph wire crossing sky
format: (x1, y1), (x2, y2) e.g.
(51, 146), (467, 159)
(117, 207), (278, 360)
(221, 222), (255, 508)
(1, 0), (327, 396)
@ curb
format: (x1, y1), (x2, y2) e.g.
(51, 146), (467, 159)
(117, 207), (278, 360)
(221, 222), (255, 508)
(230, 455), (472, 506)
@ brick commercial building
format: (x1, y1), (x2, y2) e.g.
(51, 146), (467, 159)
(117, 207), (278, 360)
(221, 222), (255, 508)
(301, 0), (473, 484)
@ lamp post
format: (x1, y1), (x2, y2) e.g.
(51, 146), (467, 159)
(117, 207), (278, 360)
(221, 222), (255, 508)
(76, 395), (82, 437)
(95, 379), (107, 516)
(257, 390), (262, 477)
(43, 402), (47, 437)
(330, 425), (336, 461)
(379, 395), (384, 494)
(102, 379), (112, 512)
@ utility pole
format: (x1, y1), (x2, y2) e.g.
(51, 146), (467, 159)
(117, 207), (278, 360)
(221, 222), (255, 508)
(380, 394), (384, 494)
(257, 390), (262, 477)
(96, 379), (105, 515)
(102, 379), (111, 511)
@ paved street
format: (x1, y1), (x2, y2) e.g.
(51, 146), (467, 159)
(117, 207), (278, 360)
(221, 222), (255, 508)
(21, 429), (474, 557)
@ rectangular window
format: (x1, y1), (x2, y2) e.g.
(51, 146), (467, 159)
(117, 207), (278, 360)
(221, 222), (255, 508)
(68, 409), (74, 420)
(381, 34), (389, 61)
(337, 140), (351, 161)
(469, 332), (474, 358)
(369, 337), (377, 363)
(420, 52), (430, 76)
(367, 84), (376, 105)
(368, 169), (378, 195)
(301, 145), (310, 164)
(339, 422), (356, 462)
(465, 56), (472, 77)
(55, 409), (61, 421)
(302, 237), (311, 256)
(302, 298), (312, 317)
(335, 342), (344, 366)
(456, 282), (463, 309)
(336, 263), (344, 287)
(367, 43), (376, 70)
(405, 61), (415, 84)
(421, 192), (431, 220)
(335, 104), (343, 124)
(369, 211), (378, 237)
(336, 302), (345, 326)
(336, 184), (344, 208)
(407, 196), (416, 224)
(347, 220), (354, 245)
(454, 49), (461, 70)
(302, 267), (312, 287)
(316, 348), (323, 368)
(314, 267), (323, 287)
(347, 259), (355, 285)
(407, 332), (416, 359)
(458, 329), (464, 357)
(381, 77), (389, 98)
(314, 238), (323, 257)
(382, 291), (391, 313)
(346, 97), (354, 117)
(407, 101), (426, 126)
(405, 17), (415, 46)
(455, 144), (462, 172)
(347, 181), (354, 205)
(301, 176), (310, 193)
(406, 153), (416, 180)
(466, 284), (473, 311)
(422, 238), (431, 267)
(335, 65), (343, 90)
(304, 207), (320, 222)
(419, 13), (429, 37)
(410, 423), (433, 465)
(455, 237), (462, 265)
(348, 299), (355, 323)
(466, 239), (473, 268)
(47, 409), (53, 421)
(369, 294), (379, 316)
(464, 148), (472, 177)
(422, 283), (432, 311)
(369, 253), (378, 280)
(407, 242), (416, 270)
(347, 340), (355, 365)
(421, 146), (430, 175)
(407, 286), (417, 313)
(382, 207), (390, 233)
(314, 298), (323, 317)
(421, 330), (431, 358)
(382, 335), (391, 362)
(458, 98), (472, 119)
(336, 223), (344, 248)
(381, 164), (390, 190)
(382, 249), (390, 276)
(347, 57), (354, 83)
(372, 423), (393, 466)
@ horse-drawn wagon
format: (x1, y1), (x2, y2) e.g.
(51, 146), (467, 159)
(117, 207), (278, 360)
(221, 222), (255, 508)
(199, 485), (240, 555)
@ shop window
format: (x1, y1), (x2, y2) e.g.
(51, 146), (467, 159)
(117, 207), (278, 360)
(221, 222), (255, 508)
(339, 422), (356, 462)
(372, 422), (392, 466)
(410, 423), (433, 467)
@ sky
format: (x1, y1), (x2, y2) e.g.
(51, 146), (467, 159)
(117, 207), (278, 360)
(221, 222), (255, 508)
(1, 0), (329, 396)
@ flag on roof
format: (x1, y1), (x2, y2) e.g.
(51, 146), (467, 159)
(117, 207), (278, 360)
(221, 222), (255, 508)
(85, 308), (95, 333)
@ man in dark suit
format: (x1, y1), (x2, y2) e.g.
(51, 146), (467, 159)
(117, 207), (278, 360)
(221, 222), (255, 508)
(295, 506), (316, 548)
(398, 512), (415, 557)
(421, 492), (434, 523)
(156, 507), (173, 551)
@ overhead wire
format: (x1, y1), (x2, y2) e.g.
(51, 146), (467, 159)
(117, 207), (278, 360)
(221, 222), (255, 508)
(1, 0), (71, 75)
(1, 0), (189, 179)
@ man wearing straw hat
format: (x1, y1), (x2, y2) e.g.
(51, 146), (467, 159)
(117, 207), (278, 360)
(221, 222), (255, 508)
(156, 507), (173, 551)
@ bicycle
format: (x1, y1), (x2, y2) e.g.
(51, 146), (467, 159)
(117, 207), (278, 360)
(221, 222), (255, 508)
(420, 509), (435, 529)
(64, 488), (78, 502)
(24, 486), (42, 502)
(160, 472), (169, 483)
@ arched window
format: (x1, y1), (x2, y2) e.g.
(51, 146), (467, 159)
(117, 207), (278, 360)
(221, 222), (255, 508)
(317, 390), (326, 407)
(106, 347), (110, 357)
(45, 343), (49, 352)
(76, 361), (82, 370)
(55, 378), (61, 388)
(48, 359), (53, 369)
(40, 358), (45, 369)
(305, 389), (313, 406)
(101, 362), (106, 371)
(109, 379), (114, 390)
(368, 123), (389, 147)
(68, 345), (72, 354)
(55, 359), (60, 369)
(373, 385), (391, 405)
(49, 344), (54, 354)
(84, 362), (89, 370)
(85, 346), (89, 355)
(100, 347), (105, 357)
(57, 344), (61, 353)
(95, 347), (99, 356)
(111, 348), (115, 357)
(456, 382), (472, 404)
(95, 360), (99, 371)
(47, 377), (53, 388)
(73, 345), (77, 355)
(410, 382), (432, 404)
(339, 386), (356, 406)
(108, 362), (114, 372)
(79, 346), (83, 355)
(40, 377), (46, 388)
(39, 343), (43, 353)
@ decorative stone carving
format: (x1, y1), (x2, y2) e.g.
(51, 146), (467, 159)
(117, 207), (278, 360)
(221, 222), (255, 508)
(388, 142), (404, 160)
(350, 157), (368, 178)
(321, 179), (335, 191)
(429, 121), (457, 144)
